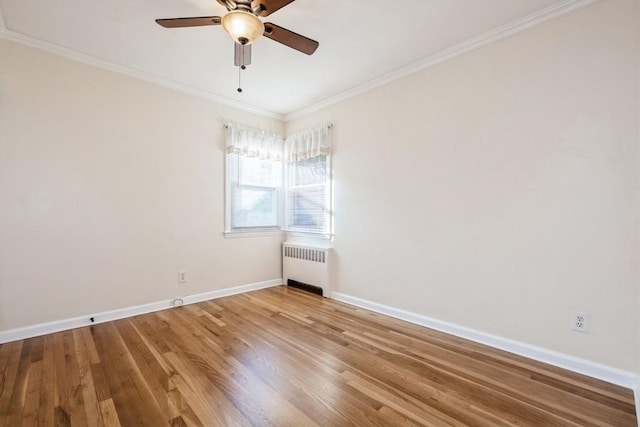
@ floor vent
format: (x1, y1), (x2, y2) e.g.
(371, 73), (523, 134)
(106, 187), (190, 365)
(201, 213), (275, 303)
(287, 279), (323, 296)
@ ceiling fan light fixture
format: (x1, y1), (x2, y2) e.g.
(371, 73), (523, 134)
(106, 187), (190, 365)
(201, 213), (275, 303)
(221, 10), (264, 45)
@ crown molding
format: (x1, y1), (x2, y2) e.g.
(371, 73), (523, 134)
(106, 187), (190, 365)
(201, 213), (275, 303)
(0, 28), (284, 120)
(284, 0), (598, 122)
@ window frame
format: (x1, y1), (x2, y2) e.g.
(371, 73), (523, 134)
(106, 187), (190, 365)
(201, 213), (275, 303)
(284, 153), (333, 239)
(224, 152), (284, 237)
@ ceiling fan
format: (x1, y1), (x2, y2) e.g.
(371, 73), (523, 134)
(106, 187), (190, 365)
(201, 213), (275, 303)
(156, 0), (319, 79)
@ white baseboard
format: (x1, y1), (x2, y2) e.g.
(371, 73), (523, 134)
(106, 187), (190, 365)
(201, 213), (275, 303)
(331, 292), (640, 393)
(0, 279), (282, 344)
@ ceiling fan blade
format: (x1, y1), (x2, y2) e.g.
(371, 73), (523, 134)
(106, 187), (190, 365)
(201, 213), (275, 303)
(155, 16), (222, 28)
(263, 23), (318, 55)
(252, 0), (295, 17)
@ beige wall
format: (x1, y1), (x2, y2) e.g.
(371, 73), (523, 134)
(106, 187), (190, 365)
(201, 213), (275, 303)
(0, 39), (283, 331)
(289, 0), (640, 372)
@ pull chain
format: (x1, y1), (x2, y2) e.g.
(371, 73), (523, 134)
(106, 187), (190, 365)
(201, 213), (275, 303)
(237, 65), (244, 93)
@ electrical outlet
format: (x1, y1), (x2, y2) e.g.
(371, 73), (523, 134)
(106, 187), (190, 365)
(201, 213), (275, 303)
(571, 311), (589, 333)
(178, 270), (187, 284)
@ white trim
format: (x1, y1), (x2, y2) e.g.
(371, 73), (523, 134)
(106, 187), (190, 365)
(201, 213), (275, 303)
(223, 230), (284, 239)
(0, 29), (282, 120)
(331, 292), (640, 392)
(284, 0), (597, 121)
(284, 152), (333, 237)
(285, 231), (333, 241)
(0, 279), (282, 344)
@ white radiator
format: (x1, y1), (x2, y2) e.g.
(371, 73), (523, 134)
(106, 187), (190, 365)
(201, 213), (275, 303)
(282, 243), (331, 296)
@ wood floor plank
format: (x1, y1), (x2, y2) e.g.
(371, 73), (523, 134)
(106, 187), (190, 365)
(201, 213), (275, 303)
(62, 330), (90, 426)
(98, 398), (121, 427)
(20, 359), (41, 426)
(5, 339), (33, 424)
(72, 329), (104, 427)
(89, 362), (112, 404)
(0, 285), (636, 426)
(36, 336), (55, 427)
(0, 341), (23, 418)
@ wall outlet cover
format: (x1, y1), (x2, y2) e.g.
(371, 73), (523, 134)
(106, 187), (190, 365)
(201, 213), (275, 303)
(571, 311), (589, 333)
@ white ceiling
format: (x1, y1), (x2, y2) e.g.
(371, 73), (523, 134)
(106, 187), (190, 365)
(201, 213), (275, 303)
(0, 0), (589, 117)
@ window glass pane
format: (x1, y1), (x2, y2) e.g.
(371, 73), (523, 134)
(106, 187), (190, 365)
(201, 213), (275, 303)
(231, 186), (278, 228)
(228, 153), (280, 230)
(293, 156), (326, 186)
(240, 156), (279, 187)
(289, 185), (325, 231)
(287, 155), (328, 233)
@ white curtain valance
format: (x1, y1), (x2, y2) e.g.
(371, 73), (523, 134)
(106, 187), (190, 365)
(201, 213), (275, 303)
(225, 122), (283, 161)
(285, 124), (332, 162)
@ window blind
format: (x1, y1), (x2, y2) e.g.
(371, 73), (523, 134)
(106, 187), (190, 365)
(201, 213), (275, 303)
(287, 155), (328, 232)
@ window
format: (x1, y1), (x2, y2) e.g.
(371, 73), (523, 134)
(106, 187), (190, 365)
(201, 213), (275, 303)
(286, 155), (330, 233)
(224, 123), (332, 237)
(225, 124), (283, 234)
(228, 154), (281, 230)
(284, 125), (332, 236)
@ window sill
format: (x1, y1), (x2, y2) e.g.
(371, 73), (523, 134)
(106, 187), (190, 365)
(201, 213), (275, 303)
(285, 230), (334, 241)
(224, 229), (284, 239)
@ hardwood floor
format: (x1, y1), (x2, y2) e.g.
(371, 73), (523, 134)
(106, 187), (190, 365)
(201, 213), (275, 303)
(0, 286), (636, 426)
